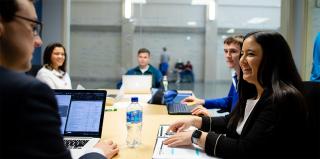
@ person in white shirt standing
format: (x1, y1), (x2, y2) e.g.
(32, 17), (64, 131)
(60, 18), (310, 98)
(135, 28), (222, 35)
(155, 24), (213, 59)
(36, 42), (72, 89)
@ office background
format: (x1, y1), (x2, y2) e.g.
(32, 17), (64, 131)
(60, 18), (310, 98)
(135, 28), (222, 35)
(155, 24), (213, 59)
(35, 0), (319, 98)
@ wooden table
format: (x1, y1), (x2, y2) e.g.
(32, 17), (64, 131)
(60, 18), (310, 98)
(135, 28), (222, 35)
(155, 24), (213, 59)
(102, 90), (192, 159)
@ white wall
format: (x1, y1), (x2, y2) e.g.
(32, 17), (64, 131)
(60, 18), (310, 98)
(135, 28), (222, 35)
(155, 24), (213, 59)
(70, 30), (121, 80)
(217, 0), (280, 30)
(133, 32), (204, 81)
(133, 3), (205, 27)
(71, 0), (121, 25)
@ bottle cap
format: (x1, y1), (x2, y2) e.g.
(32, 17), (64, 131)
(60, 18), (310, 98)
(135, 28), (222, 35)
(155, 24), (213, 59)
(163, 76), (167, 80)
(131, 97), (138, 102)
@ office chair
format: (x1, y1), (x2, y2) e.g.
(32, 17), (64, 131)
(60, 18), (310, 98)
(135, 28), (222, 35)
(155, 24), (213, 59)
(303, 81), (320, 158)
(25, 64), (42, 77)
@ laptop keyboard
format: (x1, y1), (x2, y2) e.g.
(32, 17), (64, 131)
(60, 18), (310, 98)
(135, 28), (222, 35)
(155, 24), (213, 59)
(64, 139), (89, 149)
(171, 103), (191, 112)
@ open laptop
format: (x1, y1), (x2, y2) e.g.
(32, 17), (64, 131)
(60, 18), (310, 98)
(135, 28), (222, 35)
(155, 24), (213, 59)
(166, 93), (196, 115)
(54, 89), (106, 159)
(122, 75), (152, 94)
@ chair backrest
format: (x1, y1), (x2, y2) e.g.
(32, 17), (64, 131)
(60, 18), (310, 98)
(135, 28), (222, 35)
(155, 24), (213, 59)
(25, 64), (42, 77)
(303, 81), (320, 157)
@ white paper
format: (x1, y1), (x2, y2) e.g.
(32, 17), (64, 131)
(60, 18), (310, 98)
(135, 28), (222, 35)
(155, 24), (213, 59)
(153, 125), (217, 159)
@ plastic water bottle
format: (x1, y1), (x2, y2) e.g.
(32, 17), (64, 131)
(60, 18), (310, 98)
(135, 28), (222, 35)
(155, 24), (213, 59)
(162, 76), (168, 91)
(126, 97), (143, 148)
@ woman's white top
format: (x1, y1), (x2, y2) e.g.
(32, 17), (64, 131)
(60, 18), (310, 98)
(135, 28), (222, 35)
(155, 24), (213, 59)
(236, 98), (259, 135)
(36, 66), (72, 89)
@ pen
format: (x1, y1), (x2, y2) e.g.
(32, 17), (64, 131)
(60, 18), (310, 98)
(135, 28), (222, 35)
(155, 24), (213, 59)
(160, 125), (163, 137)
(159, 141), (163, 155)
(105, 108), (117, 112)
(165, 131), (175, 135)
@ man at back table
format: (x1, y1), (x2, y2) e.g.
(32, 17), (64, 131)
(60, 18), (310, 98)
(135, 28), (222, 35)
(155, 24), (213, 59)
(0, 0), (118, 158)
(117, 48), (163, 89)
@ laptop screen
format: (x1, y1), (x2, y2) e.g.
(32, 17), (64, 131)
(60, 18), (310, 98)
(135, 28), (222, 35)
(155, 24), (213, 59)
(173, 93), (192, 103)
(54, 90), (106, 137)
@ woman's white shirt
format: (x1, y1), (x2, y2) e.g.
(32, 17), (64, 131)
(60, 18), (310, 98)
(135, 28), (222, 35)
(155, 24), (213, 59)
(236, 98), (259, 135)
(36, 66), (72, 89)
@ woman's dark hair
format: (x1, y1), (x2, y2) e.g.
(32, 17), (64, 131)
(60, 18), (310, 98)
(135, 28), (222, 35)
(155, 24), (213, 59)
(43, 42), (67, 72)
(0, 0), (19, 22)
(228, 31), (306, 127)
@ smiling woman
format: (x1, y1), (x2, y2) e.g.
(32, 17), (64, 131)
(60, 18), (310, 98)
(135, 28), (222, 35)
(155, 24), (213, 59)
(36, 42), (72, 89)
(163, 31), (310, 158)
(239, 35), (263, 94)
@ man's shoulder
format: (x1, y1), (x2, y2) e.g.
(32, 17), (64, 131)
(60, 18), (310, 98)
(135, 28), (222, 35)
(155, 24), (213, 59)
(0, 67), (49, 93)
(149, 64), (159, 71)
(0, 67), (35, 84)
(126, 66), (140, 74)
(149, 65), (162, 75)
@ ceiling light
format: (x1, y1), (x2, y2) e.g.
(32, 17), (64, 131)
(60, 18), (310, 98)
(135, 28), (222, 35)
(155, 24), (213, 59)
(132, 0), (146, 4)
(247, 17), (269, 24)
(221, 35), (227, 39)
(208, 0), (216, 21)
(191, 0), (209, 5)
(187, 21), (197, 26)
(124, 0), (132, 19)
(226, 28), (235, 33)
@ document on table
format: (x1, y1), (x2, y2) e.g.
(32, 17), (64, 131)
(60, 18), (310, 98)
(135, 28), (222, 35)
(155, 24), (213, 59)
(152, 125), (217, 159)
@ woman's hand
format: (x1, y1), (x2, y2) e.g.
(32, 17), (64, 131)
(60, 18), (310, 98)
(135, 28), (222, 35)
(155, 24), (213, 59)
(191, 105), (211, 116)
(167, 117), (202, 133)
(163, 131), (193, 147)
(167, 118), (194, 133)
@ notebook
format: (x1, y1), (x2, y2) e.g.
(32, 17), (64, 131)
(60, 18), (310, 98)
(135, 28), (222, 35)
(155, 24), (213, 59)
(153, 125), (216, 159)
(54, 89), (106, 159)
(166, 93), (196, 115)
(122, 75), (152, 94)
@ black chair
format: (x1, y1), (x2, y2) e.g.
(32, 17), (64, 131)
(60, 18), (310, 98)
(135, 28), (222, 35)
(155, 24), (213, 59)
(303, 81), (320, 158)
(25, 64), (42, 77)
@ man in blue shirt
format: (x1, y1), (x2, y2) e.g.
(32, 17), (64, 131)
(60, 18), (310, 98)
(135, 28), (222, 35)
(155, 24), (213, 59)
(117, 48), (163, 88)
(182, 35), (243, 116)
(311, 32), (320, 82)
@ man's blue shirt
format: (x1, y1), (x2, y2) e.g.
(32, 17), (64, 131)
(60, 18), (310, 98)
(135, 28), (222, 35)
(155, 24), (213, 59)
(204, 74), (238, 112)
(311, 32), (320, 82)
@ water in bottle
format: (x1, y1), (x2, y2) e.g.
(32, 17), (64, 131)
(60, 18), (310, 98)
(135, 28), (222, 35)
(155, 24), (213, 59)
(126, 97), (143, 148)
(162, 75), (168, 91)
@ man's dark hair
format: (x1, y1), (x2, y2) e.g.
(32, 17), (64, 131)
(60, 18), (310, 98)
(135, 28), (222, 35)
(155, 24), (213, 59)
(137, 48), (150, 55)
(163, 47), (167, 52)
(43, 42), (67, 72)
(0, 0), (19, 22)
(224, 35), (244, 48)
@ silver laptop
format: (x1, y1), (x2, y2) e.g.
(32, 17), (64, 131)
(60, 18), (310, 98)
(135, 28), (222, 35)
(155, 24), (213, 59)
(122, 75), (152, 94)
(54, 89), (106, 159)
